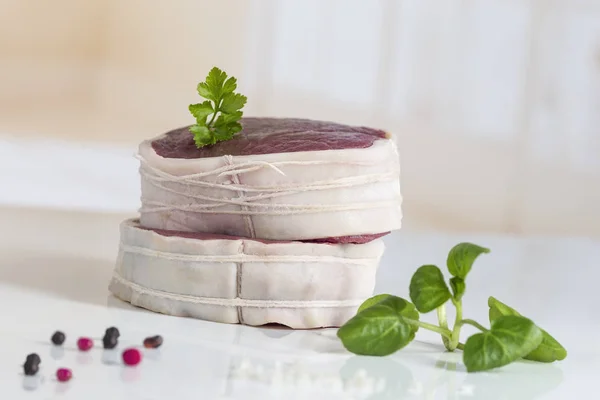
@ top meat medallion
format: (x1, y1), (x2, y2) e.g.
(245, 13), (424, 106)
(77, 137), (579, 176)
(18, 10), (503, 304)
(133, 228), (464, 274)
(138, 117), (402, 241)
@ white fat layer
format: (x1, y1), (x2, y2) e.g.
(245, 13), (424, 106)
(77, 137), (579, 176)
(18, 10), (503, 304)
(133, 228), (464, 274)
(138, 137), (402, 240)
(109, 219), (384, 329)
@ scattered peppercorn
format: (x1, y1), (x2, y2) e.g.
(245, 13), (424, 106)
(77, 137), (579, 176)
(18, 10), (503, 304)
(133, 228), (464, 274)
(143, 335), (163, 349)
(122, 348), (142, 366)
(77, 337), (93, 351)
(105, 327), (120, 339)
(102, 326), (120, 349)
(23, 353), (41, 376)
(102, 335), (118, 349)
(26, 353), (41, 365)
(56, 368), (72, 382)
(51, 331), (66, 346)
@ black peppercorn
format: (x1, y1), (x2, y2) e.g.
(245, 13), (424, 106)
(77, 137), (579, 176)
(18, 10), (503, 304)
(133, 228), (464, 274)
(26, 353), (40, 365)
(143, 335), (163, 349)
(51, 331), (66, 346)
(23, 353), (41, 376)
(102, 326), (120, 349)
(105, 327), (120, 338)
(102, 335), (118, 349)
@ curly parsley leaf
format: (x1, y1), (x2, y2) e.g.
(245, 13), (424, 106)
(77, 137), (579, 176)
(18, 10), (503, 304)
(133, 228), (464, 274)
(189, 101), (213, 123)
(189, 67), (247, 148)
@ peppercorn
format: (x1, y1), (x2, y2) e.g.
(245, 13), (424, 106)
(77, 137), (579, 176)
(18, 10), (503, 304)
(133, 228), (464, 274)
(102, 326), (120, 349)
(23, 353), (41, 376)
(56, 368), (72, 382)
(105, 327), (120, 339)
(122, 348), (142, 366)
(102, 335), (118, 349)
(51, 331), (66, 346)
(143, 335), (163, 349)
(77, 337), (93, 351)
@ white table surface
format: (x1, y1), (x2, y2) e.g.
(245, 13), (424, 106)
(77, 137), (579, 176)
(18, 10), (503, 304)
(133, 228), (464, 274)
(0, 206), (597, 399)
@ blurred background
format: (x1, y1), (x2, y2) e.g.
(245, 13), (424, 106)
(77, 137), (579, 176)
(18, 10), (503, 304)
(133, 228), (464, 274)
(1, 0), (599, 237)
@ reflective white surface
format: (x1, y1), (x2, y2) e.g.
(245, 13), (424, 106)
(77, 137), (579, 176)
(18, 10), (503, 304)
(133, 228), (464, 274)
(0, 207), (597, 399)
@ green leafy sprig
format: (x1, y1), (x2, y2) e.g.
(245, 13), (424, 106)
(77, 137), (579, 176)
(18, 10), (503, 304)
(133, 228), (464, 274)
(337, 243), (567, 372)
(188, 67), (247, 148)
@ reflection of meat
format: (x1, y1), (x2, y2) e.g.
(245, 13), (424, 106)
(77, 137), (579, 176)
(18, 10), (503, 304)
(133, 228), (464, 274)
(151, 117), (388, 158)
(139, 118), (402, 241)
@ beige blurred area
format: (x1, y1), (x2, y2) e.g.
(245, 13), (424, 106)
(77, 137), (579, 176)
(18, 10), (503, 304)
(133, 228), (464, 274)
(0, 0), (250, 144)
(1, 0), (600, 236)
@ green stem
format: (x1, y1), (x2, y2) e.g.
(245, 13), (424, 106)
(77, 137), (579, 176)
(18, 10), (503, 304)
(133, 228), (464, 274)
(448, 299), (463, 351)
(405, 319), (452, 339)
(437, 305), (451, 350)
(456, 342), (465, 351)
(458, 319), (488, 332)
(207, 98), (221, 127)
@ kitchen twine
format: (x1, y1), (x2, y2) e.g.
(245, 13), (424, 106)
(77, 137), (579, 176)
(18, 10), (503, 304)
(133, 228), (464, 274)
(111, 273), (364, 309)
(137, 154), (401, 216)
(113, 237), (377, 310)
(119, 243), (375, 266)
(125, 155), (392, 317)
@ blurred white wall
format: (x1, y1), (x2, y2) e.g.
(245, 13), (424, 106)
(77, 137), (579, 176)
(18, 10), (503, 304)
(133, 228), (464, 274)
(1, 0), (599, 236)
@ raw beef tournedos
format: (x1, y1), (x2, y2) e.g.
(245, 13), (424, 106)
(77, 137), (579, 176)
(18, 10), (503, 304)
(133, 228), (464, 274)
(110, 67), (402, 328)
(138, 117), (402, 241)
(109, 219), (384, 329)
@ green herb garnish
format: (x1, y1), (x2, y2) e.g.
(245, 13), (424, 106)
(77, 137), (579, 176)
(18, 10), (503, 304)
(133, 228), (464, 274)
(337, 243), (567, 372)
(488, 296), (567, 363)
(188, 67), (247, 148)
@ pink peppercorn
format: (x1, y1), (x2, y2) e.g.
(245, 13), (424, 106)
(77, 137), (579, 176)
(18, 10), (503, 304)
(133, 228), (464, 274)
(122, 348), (142, 366)
(77, 337), (93, 351)
(56, 368), (72, 382)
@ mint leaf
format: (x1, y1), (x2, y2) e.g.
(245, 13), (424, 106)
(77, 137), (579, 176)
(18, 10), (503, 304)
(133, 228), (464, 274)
(446, 242), (490, 279)
(488, 296), (519, 322)
(337, 296), (418, 356)
(463, 315), (543, 372)
(409, 265), (451, 313)
(356, 295), (420, 336)
(189, 67), (247, 148)
(449, 277), (466, 301)
(488, 297), (567, 362)
(334, 241), (567, 373)
(525, 334), (567, 363)
(357, 294), (392, 313)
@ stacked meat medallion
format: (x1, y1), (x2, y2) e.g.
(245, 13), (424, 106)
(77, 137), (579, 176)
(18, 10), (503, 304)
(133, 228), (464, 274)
(109, 118), (402, 328)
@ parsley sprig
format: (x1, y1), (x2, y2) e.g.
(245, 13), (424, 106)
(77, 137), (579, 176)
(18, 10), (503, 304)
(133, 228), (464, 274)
(337, 243), (567, 372)
(188, 67), (247, 148)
